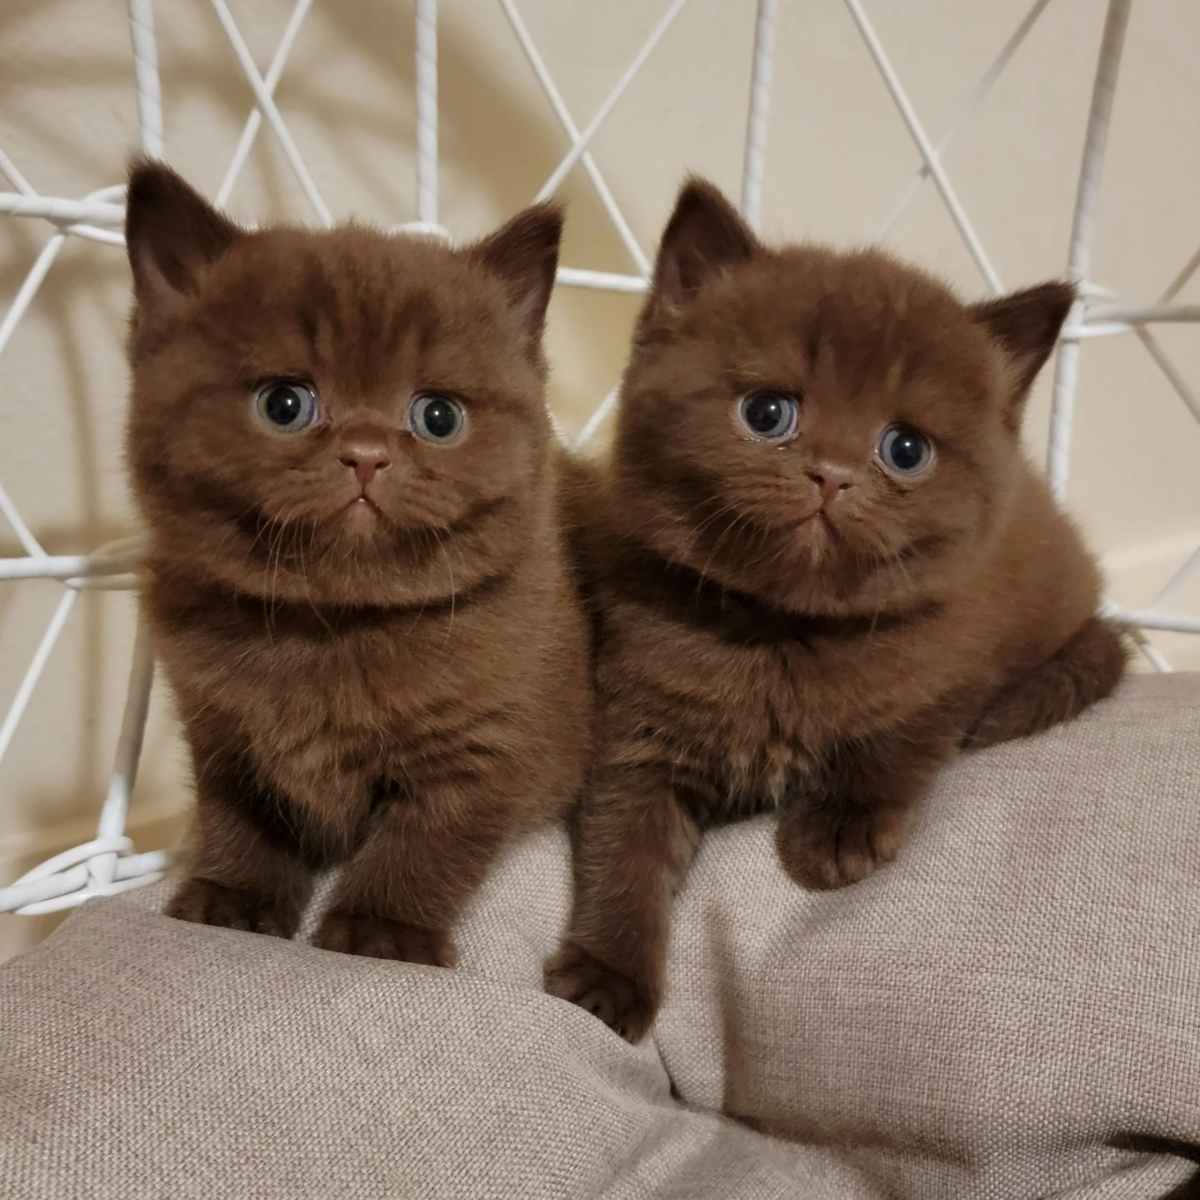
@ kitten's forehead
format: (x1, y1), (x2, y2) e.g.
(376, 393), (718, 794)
(213, 229), (499, 328)
(196, 227), (523, 399)
(689, 246), (993, 399)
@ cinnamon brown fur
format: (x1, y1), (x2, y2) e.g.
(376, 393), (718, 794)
(545, 178), (1126, 1041)
(125, 162), (590, 965)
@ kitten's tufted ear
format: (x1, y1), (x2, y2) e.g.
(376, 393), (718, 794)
(647, 177), (759, 321)
(125, 159), (241, 320)
(970, 281), (1075, 418)
(470, 202), (563, 350)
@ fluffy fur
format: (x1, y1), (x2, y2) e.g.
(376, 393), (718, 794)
(545, 178), (1127, 1041)
(126, 161), (590, 966)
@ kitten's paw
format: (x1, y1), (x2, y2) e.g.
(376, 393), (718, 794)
(544, 940), (657, 1044)
(776, 804), (908, 890)
(167, 877), (300, 938)
(312, 911), (457, 968)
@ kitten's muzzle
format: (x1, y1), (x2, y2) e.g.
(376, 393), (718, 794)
(808, 462), (855, 509)
(338, 445), (390, 519)
(340, 447), (391, 489)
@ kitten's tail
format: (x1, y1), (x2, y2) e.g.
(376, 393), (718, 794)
(963, 616), (1130, 750)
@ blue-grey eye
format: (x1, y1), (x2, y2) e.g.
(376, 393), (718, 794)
(409, 392), (466, 443)
(739, 391), (798, 440)
(254, 382), (318, 432)
(877, 424), (933, 475)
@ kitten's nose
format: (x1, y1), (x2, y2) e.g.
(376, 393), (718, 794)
(340, 447), (391, 488)
(808, 462), (855, 506)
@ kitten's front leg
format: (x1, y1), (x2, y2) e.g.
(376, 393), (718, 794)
(777, 711), (960, 890)
(168, 734), (313, 938)
(311, 775), (521, 968)
(544, 764), (701, 1044)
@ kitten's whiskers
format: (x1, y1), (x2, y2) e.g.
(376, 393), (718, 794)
(430, 525), (457, 638)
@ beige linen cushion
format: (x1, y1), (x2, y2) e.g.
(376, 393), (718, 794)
(659, 672), (1200, 1198)
(0, 673), (1198, 1198)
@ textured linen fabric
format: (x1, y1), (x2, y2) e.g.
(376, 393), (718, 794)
(1, 673), (1198, 1198)
(658, 673), (1200, 1199)
(0, 835), (859, 1200)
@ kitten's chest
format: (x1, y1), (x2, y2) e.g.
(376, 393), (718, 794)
(243, 663), (391, 818)
(614, 607), (945, 805)
(708, 642), (831, 804)
(167, 606), (462, 787)
(240, 640), (394, 753)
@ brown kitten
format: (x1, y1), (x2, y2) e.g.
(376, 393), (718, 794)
(125, 162), (591, 966)
(545, 178), (1126, 1041)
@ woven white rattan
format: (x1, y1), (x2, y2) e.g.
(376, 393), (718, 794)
(0, 0), (1196, 915)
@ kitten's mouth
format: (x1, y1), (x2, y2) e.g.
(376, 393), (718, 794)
(344, 495), (384, 518)
(795, 506), (842, 545)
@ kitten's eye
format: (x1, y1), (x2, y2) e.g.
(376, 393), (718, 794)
(409, 392), (466, 444)
(739, 391), (798, 440)
(254, 382), (318, 433)
(877, 424), (934, 476)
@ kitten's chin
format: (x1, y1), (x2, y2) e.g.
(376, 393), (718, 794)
(793, 510), (836, 548)
(720, 525), (938, 618)
(340, 496), (388, 537)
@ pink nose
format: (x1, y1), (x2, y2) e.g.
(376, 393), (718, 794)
(808, 462), (855, 506)
(340, 448), (391, 489)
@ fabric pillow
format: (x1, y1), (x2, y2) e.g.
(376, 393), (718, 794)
(1, 674), (1197, 1198)
(659, 673), (1200, 1197)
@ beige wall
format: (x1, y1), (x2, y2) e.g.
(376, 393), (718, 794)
(1, 0), (1198, 958)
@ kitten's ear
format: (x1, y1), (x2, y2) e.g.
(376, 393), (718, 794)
(970, 281), (1075, 414)
(125, 159), (241, 318)
(470, 202), (563, 349)
(647, 176), (759, 319)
